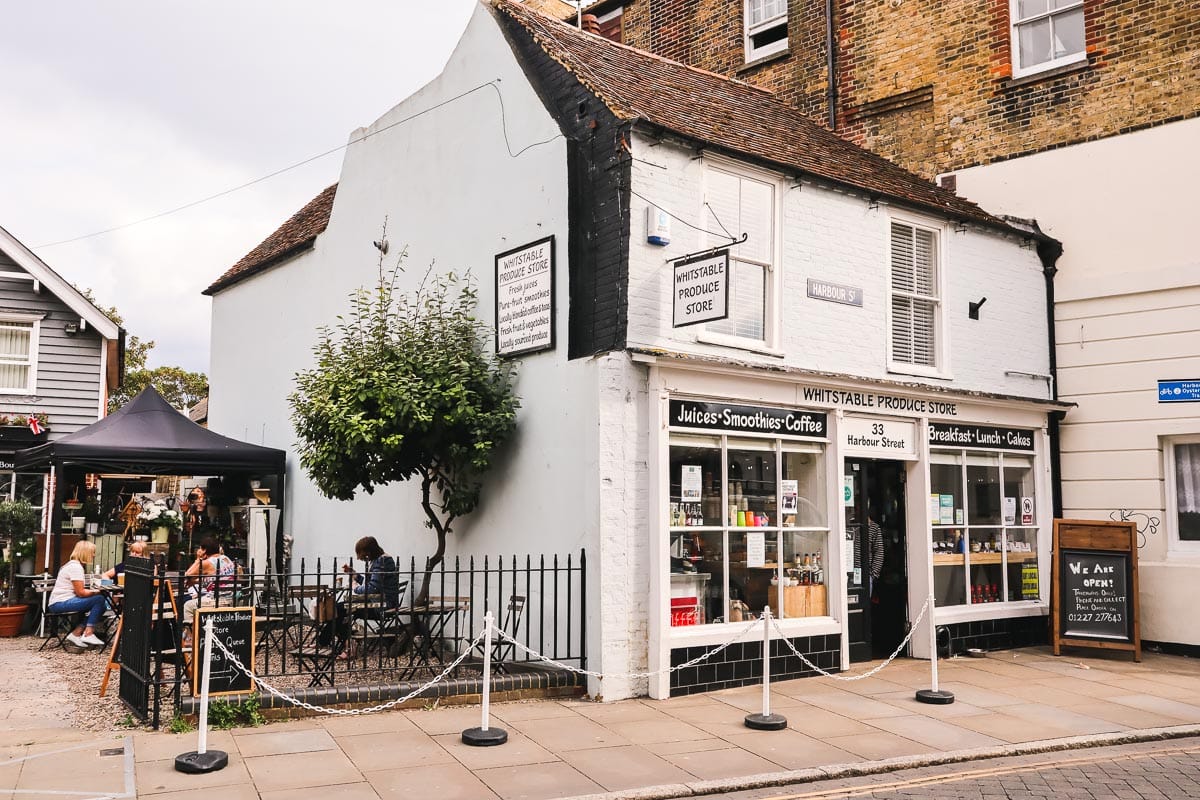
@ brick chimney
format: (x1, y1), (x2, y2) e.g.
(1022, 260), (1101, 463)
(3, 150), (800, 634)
(581, 13), (601, 34)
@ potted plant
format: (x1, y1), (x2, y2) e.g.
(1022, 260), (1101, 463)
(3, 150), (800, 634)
(137, 500), (183, 543)
(0, 500), (40, 637)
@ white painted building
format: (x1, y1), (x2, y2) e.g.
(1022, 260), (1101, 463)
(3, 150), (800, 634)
(951, 117), (1200, 648)
(206, 0), (1065, 698)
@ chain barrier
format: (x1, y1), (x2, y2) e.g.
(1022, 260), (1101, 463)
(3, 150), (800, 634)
(208, 630), (487, 716)
(491, 614), (765, 681)
(202, 599), (930, 717)
(770, 595), (931, 682)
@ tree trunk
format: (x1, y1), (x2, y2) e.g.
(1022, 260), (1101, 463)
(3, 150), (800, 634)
(415, 469), (454, 606)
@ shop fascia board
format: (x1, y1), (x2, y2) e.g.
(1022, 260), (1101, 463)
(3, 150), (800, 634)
(628, 347), (1075, 415)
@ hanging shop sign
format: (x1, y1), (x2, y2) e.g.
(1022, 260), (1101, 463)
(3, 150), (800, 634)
(1052, 519), (1140, 661)
(928, 423), (1035, 452)
(1158, 379), (1200, 403)
(496, 236), (555, 357)
(672, 250), (729, 328)
(841, 417), (917, 458)
(806, 278), (863, 307)
(669, 399), (827, 438)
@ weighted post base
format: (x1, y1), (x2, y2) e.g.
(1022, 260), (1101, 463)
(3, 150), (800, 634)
(915, 689), (955, 705)
(743, 713), (787, 731)
(174, 750), (228, 773)
(462, 726), (508, 747)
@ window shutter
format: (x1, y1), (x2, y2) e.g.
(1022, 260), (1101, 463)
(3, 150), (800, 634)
(890, 222), (938, 368)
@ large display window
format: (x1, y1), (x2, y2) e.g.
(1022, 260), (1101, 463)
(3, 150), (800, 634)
(930, 450), (1040, 607)
(668, 432), (829, 628)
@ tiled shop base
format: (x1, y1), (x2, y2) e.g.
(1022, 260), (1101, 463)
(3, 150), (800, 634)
(941, 616), (1048, 656)
(669, 635), (841, 696)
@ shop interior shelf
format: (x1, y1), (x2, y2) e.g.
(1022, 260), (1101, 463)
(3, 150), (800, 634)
(932, 552), (1037, 566)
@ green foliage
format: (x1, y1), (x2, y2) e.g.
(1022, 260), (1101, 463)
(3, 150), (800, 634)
(117, 713), (139, 730)
(0, 501), (38, 540)
(207, 694), (265, 730)
(289, 251), (519, 601)
(75, 286), (208, 413)
(111, 366), (208, 413)
(167, 714), (194, 734)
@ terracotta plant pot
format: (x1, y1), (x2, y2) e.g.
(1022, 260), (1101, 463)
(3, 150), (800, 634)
(0, 605), (28, 637)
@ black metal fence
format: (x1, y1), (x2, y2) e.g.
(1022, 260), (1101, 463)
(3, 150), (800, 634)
(118, 550), (587, 726)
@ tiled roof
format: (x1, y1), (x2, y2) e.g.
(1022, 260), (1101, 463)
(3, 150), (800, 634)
(187, 396), (208, 424)
(493, 0), (1011, 231)
(204, 183), (337, 295)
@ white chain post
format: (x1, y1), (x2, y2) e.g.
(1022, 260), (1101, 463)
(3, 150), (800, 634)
(174, 616), (229, 773)
(744, 606), (786, 730)
(462, 610), (508, 746)
(916, 593), (954, 705)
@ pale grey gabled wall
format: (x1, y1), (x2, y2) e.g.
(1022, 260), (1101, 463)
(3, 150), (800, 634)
(0, 248), (104, 434)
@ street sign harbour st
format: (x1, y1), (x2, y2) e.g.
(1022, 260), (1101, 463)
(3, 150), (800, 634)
(1158, 380), (1200, 403)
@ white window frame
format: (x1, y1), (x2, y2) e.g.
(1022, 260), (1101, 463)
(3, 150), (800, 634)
(744, 0), (789, 62)
(1009, 0), (1087, 79)
(1165, 435), (1200, 558)
(696, 157), (783, 355)
(0, 314), (40, 395)
(886, 213), (949, 379)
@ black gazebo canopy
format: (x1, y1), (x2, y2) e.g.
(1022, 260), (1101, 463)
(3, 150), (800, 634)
(14, 387), (286, 475)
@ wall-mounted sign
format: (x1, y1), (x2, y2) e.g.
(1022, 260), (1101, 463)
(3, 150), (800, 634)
(669, 399), (826, 438)
(801, 386), (959, 417)
(841, 417), (917, 458)
(673, 250), (729, 328)
(495, 236), (555, 357)
(928, 423), (1035, 451)
(1158, 380), (1200, 403)
(1052, 519), (1140, 661)
(807, 278), (863, 307)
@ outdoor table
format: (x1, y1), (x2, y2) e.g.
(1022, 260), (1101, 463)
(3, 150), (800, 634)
(398, 596), (471, 671)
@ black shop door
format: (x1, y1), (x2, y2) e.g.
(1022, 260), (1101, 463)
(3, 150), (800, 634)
(844, 459), (908, 662)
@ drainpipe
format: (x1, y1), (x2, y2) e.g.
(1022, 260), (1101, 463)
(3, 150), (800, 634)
(1036, 231), (1065, 518)
(826, 0), (838, 130)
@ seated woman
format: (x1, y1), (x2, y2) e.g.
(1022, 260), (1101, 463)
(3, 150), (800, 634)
(47, 540), (108, 649)
(320, 536), (400, 650)
(103, 540), (147, 581)
(182, 537), (239, 623)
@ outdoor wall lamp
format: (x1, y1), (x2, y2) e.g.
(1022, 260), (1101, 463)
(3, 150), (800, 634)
(968, 297), (987, 320)
(63, 322), (79, 336)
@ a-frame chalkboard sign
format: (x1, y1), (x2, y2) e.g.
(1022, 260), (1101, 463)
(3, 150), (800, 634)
(192, 606), (256, 696)
(1052, 519), (1141, 662)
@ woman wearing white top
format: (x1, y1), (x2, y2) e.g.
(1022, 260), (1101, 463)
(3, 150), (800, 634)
(47, 540), (107, 649)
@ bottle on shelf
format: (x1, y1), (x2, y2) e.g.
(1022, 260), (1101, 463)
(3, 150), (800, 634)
(813, 553), (822, 585)
(801, 553), (811, 585)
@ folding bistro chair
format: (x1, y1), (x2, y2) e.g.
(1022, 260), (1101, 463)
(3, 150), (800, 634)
(33, 576), (78, 651)
(475, 595), (525, 674)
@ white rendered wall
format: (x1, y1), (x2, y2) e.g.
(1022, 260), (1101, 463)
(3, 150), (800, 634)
(626, 133), (1053, 403)
(952, 118), (1200, 645)
(209, 5), (599, 639)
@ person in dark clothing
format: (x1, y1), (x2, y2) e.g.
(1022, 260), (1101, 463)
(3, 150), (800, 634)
(320, 536), (402, 650)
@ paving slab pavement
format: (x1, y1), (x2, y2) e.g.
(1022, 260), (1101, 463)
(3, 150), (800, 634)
(4, 645), (1200, 799)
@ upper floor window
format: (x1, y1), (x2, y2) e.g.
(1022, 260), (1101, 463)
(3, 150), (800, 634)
(1010, 0), (1086, 78)
(745, 0), (788, 62)
(888, 219), (943, 375)
(0, 318), (37, 394)
(702, 164), (777, 347)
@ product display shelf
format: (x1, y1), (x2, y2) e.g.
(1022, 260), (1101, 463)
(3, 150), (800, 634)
(933, 551), (1037, 566)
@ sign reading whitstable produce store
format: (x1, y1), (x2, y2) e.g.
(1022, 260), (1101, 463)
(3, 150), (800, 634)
(495, 236), (555, 357)
(673, 250), (729, 327)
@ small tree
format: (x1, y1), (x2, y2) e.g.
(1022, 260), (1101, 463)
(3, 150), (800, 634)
(0, 500), (40, 603)
(289, 251), (519, 604)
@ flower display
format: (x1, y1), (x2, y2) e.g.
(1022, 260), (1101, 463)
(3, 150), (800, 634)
(137, 501), (183, 535)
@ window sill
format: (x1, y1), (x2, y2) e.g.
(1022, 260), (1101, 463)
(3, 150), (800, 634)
(669, 615), (840, 646)
(738, 47), (792, 75)
(933, 601), (1047, 626)
(697, 331), (784, 358)
(887, 363), (952, 382)
(1005, 56), (1089, 89)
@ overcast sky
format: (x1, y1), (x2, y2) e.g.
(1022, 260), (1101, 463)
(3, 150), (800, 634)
(0, 1), (490, 373)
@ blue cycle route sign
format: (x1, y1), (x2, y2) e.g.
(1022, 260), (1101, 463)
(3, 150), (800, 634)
(1158, 380), (1200, 403)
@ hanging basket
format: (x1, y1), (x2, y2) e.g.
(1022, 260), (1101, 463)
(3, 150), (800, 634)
(0, 605), (28, 637)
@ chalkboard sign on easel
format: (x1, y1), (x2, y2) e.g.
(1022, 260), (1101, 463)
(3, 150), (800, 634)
(1052, 519), (1140, 662)
(193, 606), (256, 696)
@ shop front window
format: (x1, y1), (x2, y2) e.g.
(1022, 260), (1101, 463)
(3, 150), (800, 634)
(931, 449), (1040, 607)
(668, 431), (829, 628)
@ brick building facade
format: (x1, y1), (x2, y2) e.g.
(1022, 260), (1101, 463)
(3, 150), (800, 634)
(590, 0), (1200, 180)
